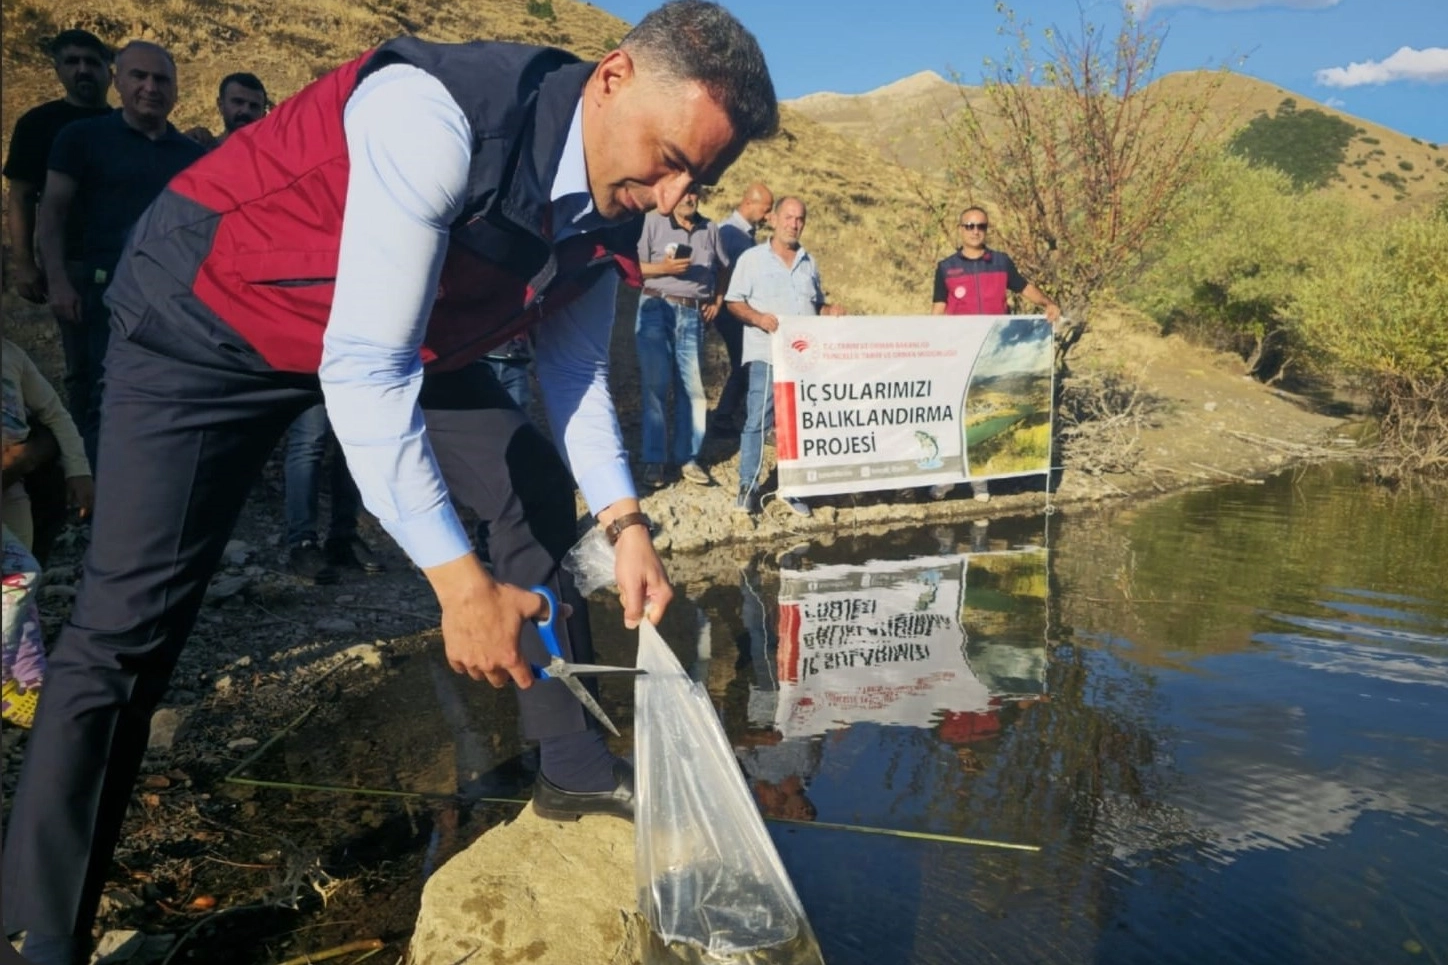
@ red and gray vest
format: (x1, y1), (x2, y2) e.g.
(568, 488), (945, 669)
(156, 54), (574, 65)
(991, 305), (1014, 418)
(934, 248), (1026, 316)
(107, 38), (641, 373)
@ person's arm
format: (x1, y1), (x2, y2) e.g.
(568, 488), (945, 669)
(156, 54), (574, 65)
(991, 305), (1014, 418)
(6, 178), (45, 302)
(1020, 281), (1061, 323)
(701, 222), (724, 323)
(35, 169), (81, 324)
(1005, 255), (1061, 323)
(533, 271), (673, 628)
(637, 222), (690, 280)
(319, 63), (542, 689)
(724, 254), (778, 332)
(15, 346), (93, 514)
(930, 261), (948, 315)
(634, 214), (689, 278)
(726, 297), (778, 333)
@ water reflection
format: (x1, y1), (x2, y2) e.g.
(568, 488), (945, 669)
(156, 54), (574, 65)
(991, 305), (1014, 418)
(251, 465), (1448, 965)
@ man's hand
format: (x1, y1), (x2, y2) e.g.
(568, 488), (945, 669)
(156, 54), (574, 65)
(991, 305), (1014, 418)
(752, 312), (780, 334)
(425, 553), (542, 688)
(10, 260), (46, 304)
(612, 522), (672, 629)
(820, 303), (846, 317)
(66, 475), (95, 519)
(701, 299), (721, 324)
(48, 278), (82, 325)
(1044, 303), (1062, 324)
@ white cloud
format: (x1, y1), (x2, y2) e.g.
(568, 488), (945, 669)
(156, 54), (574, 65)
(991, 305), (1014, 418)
(1125, 0), (1338, 16)
(1315, 46), (1448, 87)
(1323, 97), (1346, 108)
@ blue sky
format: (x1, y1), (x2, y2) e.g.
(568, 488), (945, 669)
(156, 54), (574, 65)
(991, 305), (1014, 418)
(595, 0), (1448, 143)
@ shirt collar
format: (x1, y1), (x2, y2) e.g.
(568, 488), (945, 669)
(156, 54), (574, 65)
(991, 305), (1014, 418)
(669, 210), (707, 232)
(550, 100), (589, 206)
(549, 100), (615, 240)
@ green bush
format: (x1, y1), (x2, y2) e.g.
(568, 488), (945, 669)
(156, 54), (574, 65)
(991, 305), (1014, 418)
(1228, 99), (1358, 190)
(1360, 136), (1381, 145)
(526, 0), (555, 21)
(1399, 160), (1414, 172)
(1294, 212), (1448, 473)
(1378, 170), (1406, 191)
(1127, 153), (1344, 379)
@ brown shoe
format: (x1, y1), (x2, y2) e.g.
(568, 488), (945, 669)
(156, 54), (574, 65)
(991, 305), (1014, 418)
(680, 461), (713, 486)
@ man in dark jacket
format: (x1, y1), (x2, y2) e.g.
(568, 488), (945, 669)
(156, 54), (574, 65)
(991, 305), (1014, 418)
(3, 3), (777, 962)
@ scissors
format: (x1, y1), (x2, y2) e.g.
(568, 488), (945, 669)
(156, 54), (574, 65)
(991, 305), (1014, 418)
(529, 585), (643, 737)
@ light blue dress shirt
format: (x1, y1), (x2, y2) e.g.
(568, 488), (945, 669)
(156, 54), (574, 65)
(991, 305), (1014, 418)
(723, 242), (825, 365)
(320, 64), (634, 569)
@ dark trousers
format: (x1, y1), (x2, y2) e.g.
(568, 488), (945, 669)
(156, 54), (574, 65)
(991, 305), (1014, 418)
(1, 315), (596, 942)
(57, 265), (112, 471)
(712, 312), (747, 422)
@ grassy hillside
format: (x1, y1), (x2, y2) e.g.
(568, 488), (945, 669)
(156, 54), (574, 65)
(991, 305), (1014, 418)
(0, 0), (631, 140)
(787, 68), (1448, 219)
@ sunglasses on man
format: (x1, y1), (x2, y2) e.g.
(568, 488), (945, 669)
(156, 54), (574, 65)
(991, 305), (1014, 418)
(959, 222), (989, 231)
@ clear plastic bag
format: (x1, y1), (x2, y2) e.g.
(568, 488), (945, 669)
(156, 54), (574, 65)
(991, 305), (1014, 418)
(561, 525), (616, 598)
(635, 621), (823, 963)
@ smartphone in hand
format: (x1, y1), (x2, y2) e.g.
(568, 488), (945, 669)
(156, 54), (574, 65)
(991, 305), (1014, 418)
(672, 243), (693, 260)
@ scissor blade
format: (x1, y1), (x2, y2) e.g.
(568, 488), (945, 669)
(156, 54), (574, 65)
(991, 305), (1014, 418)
(557, 663), (646, 678)
(560, 675), (622, 737)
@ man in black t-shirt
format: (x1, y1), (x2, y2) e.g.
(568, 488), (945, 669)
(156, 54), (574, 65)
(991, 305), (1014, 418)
(2, 29), (113, 305)
(38, 41), (205, 468)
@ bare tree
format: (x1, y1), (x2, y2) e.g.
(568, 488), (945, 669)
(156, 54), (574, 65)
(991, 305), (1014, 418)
(937, 2), (1231, 370)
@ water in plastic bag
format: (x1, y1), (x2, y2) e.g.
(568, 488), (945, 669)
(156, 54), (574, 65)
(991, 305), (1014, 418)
(635, 621), (824, 964)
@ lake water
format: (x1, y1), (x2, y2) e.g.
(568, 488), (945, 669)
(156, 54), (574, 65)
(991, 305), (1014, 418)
(257, 463), (1448, 964)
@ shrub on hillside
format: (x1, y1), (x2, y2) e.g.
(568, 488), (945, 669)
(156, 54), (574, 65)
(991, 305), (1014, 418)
(1294, 211), (1448, 475)
(1128, 153), (1343, 383)
(1228, 98), (1358, 190)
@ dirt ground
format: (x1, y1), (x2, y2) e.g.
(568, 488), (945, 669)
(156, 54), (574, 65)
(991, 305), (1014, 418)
(0, 291), (1355, 964)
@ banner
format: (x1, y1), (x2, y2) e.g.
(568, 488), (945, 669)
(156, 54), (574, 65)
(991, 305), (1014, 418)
(774, 549), (1048, 739)
(772, 315), (1055, 498)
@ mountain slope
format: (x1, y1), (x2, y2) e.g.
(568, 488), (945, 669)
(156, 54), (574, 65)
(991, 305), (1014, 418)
(786, 68), (1448, 216)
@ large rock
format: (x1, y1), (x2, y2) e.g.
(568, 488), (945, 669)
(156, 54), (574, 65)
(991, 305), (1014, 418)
(408, 809), (643, 965)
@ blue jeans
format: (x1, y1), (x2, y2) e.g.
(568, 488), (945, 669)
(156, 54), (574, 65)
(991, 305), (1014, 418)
(634, 296), (706, 466)
(737, 360), (775, 506)
(485, 358), (531, 411)
(284, 403), (360, 546)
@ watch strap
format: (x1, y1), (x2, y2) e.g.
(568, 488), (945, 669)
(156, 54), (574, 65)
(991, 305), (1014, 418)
(603, 512), (651, 546)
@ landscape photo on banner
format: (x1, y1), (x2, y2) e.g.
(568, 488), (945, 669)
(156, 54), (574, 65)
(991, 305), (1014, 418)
(772, 316), (1055, 498)
(774, 549), (1049, 741)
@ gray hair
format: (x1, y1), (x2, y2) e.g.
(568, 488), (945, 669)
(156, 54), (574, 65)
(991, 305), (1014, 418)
(621, 1), (778, 144)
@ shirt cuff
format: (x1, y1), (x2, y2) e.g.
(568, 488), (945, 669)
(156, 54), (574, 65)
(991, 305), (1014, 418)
(378, 501), (474, 570)
(576, 457), (636, 515)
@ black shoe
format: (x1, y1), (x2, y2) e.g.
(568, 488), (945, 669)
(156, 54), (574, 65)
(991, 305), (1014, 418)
(532, 759), (634, 822)
(288, 540), (339, 585)
(326, 535), (384, 573)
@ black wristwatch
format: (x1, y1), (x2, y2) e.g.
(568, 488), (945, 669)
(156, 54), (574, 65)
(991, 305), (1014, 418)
(602, 512), (651, 546)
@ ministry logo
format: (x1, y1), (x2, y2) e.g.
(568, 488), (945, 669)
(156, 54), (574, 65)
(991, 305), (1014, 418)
(786, 329), (823, 371)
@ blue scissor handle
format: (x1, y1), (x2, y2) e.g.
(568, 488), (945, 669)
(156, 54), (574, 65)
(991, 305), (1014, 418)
(529, 584), (562, 680)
